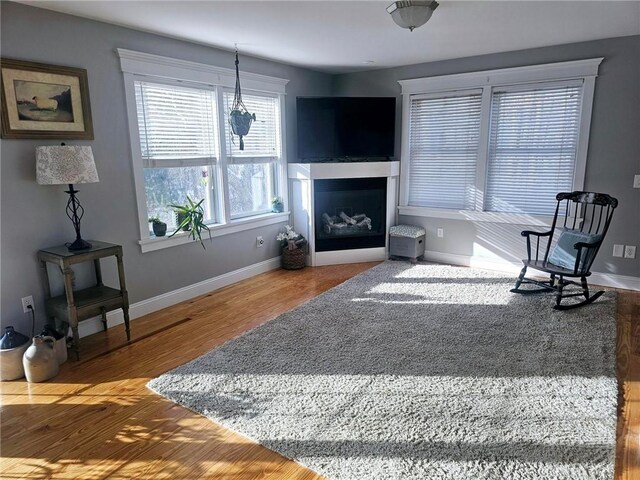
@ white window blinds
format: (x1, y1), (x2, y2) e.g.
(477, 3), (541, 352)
(408, 92), (482, 209)
(486, 81), (583, 215)
(134, 81), (217, 167)
(224, 92), (280, 164)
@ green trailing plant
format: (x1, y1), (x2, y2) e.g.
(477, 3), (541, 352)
(168, 197), (211, 249)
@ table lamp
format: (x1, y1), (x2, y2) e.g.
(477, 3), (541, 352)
(36, 144), (99, 251)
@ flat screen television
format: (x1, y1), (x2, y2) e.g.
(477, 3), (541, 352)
(297, 97), (395, 161)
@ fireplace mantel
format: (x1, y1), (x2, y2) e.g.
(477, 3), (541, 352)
(288, 161), (400, 266)
(288, 161), (400, 180)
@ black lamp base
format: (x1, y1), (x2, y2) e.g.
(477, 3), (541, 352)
(67, 238), (92, 251)
(64, 184), (92, 251)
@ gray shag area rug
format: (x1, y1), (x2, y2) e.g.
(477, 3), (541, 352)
(148, 262), (617, 480)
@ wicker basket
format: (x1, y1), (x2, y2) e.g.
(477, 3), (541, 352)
(282, 247), (306, 270)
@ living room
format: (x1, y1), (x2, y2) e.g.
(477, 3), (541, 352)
(1, 1), (639, 479)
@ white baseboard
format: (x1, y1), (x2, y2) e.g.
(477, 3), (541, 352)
(78, 257), (282, 338)
(422, 250), (640, 291)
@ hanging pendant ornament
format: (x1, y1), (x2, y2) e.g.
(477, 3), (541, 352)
(229, 47), (256, 150)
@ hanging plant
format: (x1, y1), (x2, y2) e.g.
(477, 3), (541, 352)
(229, 48), (256, 151)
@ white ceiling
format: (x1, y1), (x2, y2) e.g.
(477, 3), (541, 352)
(17, 1), (640, 73)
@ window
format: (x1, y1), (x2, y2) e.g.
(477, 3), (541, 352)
(223, 91), (280, 218)
(408, 92), (482, 210)
(399, 58), (601, 219)
(119, 49), (289, 251)
(486, 82), (582, 216)
(135, 81), (218, 230)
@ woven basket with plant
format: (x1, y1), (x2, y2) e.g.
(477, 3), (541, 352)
(277, 225), (307, 270)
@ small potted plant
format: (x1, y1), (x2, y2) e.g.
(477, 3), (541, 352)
(276, 225), (307, 270)
(148, 217), (167, 237)
(271, 196), (284, 213)
(169, 197), (212, 249)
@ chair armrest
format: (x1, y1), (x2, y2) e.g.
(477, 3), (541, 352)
(520, 230), (553, 237)
(520, 231), (553, 261)
(574, 240), (601, 250)
(571, 241), (602, 275)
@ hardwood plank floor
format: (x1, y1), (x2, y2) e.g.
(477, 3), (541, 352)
(1, 262), (638, 479)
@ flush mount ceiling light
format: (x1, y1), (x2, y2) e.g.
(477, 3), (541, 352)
(387, 1), (439, 32)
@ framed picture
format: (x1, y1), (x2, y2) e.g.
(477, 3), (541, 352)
(1, 58), (93, 139)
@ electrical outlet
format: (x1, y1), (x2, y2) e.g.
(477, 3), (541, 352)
(634, 174), (640, 188)
(624, 245), (636, 259)
(613, 244), (624, 258)
(21, 295), (34, 313)
(437, 228), (444, 238)
(256, 236), (264, 248)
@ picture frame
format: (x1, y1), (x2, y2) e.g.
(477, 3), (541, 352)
(1, 58), (94, 139)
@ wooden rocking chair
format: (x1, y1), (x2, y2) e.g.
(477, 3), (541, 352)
(511, 191), (618, 310)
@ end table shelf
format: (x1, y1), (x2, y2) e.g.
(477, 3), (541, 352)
(37, 241), (130, 359)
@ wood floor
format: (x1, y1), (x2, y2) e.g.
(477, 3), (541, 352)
(1, 262), (638, 479)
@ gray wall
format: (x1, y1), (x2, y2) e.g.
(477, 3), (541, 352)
(0, 2), (332, 333)
(333, 36), (640, 278)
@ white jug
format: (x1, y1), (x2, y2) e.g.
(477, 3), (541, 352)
(23, 336), (59, 383)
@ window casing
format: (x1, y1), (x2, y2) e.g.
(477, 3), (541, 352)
(399, 58), (601, 222)
(119, 49), (289, 252)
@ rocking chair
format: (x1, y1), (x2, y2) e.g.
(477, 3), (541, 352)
(511, 191), (618, 310)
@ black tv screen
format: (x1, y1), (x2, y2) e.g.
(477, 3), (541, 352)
(297, 97), (395, 160)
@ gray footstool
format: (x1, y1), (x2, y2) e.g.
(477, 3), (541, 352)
(389, 225), (426, 263)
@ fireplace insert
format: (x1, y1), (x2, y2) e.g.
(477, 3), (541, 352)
(314, 177), (386, 252)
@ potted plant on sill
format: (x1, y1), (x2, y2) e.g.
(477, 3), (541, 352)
(276, 225), (307, 270)
(271, 196), (284, 213)
(148, 217), (167, 237)
(169, 197), (212, 249)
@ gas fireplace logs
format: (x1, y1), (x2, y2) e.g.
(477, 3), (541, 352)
(322, 212), (372, 235)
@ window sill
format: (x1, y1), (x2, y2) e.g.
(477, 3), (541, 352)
(397, 205), (562, 226)
(139, 211), (290, 253)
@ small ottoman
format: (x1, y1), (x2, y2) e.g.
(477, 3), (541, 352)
(389, 224), (426, 262)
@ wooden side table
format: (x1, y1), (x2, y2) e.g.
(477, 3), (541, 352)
(38, 241), (130, 359)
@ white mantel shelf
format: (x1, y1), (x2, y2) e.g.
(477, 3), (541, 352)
(288, 161), (400, 180)
(287, 161), (400, 266)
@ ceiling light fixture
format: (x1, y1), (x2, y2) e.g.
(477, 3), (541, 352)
(387, 1), (439, 32)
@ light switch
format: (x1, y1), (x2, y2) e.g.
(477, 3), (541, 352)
(613, 244), (624, 258)
(634, 175), (640, 188)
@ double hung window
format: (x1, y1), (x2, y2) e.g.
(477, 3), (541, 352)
(407, 91), (482, 210)
(120, 49), (289, 251)
(135, 81), (218, 230)
(223, 91), (280, 219)
(401, 59), (600, 219)
(485, 82), (583, 216)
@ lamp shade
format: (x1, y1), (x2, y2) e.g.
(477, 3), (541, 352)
(36, 145), (99, 185)
(387, 1), (438, 31)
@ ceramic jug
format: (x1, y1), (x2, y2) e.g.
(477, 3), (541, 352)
(0, 326), (30, 381)
(41, 325), (67, 365)
(23, 336), (59, 383)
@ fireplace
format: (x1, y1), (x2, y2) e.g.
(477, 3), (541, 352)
(314, 178), (386, 252)
(288, 161), (399, 266)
